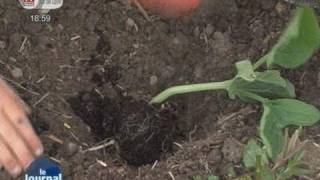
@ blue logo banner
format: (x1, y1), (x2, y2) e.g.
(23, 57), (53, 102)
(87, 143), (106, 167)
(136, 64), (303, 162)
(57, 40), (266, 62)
(25, 157), (62, 180)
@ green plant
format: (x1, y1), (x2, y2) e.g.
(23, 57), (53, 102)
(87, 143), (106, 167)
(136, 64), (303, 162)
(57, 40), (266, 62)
(193, 175), (219, 180)
(242, 129), (311, 180)
(151, 7), (320, 160)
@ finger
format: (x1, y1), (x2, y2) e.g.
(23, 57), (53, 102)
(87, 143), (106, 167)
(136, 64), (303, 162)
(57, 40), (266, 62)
(0, 79), (30, 113)
(2, 104), (43, 158)
(0, 79), (41, 156)
(0, 136), (22, 177)
(0, 110), (36, 170)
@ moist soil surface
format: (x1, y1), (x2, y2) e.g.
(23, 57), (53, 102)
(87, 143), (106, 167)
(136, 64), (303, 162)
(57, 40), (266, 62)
(1, 0), (320, 179)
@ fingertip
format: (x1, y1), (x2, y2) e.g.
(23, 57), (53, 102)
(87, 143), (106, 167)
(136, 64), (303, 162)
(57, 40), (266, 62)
(35, 144), (44, 157)
(11, 166), (22, 178)
(29, 133), (44, 157)
(1, 111), (44, 158)
(25, 133), (43, 158)
(24, 157), (35, 171)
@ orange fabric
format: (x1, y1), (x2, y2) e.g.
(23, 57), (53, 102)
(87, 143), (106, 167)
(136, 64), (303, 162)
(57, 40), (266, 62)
(135, 0), (201, 18)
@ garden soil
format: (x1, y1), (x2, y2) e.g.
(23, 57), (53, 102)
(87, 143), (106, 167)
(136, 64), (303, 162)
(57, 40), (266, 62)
(1, 0), (320, 179)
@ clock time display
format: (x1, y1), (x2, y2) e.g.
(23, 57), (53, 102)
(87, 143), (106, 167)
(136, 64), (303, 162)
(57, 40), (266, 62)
(30, 15), (51, 22)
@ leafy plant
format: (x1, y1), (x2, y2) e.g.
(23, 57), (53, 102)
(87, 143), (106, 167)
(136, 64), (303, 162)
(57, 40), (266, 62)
(208, 175), (219, 180)
(243, 139), (269, 168)
(151, 7), (320, 160)
(193, 175), (219, 180)
(242, 129), (312, 180)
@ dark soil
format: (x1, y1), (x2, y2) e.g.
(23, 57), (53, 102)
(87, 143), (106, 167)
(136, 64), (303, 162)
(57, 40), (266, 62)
(0, 0), (320, 179)
(67, 90), (178, 166)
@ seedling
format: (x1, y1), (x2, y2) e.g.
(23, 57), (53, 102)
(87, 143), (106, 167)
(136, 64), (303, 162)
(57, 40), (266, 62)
(151, 7), (320, 160)
(193, 175), (219, 180)
(242, 129), (311, 180)
(192, 129), (310, 179)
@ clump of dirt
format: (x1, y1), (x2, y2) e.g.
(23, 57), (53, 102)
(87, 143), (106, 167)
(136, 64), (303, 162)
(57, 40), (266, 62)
(67, 91), (120, 139)
(67, 90), (178, 166)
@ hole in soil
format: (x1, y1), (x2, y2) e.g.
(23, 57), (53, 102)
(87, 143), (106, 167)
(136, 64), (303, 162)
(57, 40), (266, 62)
(67, 90), (178, 166)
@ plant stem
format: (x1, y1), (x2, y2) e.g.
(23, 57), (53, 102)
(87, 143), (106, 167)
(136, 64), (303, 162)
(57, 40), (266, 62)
(150, 80), (233, 104)
(237, 91), (268, 103)
(253, 55), (268, 70)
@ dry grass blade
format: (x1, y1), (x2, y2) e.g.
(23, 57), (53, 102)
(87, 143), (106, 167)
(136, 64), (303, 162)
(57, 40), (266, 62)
(82, 139), (115, 153)
(287, 128), (300, 153)
(46, 134), (64, 145)
(132, 0), (152, 21)
(96, 159), (108, 167)
(272, 128), (307, 171)
(0, 75), (40, 96)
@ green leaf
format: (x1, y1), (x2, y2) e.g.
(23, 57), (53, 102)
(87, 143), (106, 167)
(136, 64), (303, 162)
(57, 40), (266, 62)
(256, 166), (274, 180)
(260, 99), (320, 159)
(287, 149), (305, 167)
(208, 175), (219, 180)
(234, 176), (253, 180)
(265, 7), (320, 69)
(243, 139), (269, 168)
(229, 70), (295, 101)
(256, 156), (275, 180)
(255, 71), (286, 87)
(277, 150), (312, 179)
(228, 166), (237, 178)
(236, 60), (256, 81)
(277, 165), (312, 180)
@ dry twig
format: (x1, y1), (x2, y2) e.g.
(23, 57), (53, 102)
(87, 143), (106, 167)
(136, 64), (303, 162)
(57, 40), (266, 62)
(82, 139), (115, 153)
(132, 0), (152, 21)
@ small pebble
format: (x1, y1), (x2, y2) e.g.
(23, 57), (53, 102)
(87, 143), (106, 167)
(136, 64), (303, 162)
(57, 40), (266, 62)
(194, 65), (203, 78)
(222, 138), (243, 163)
(133, 43), (139, 49)
(66, 142), (79, 156)
(57, 24), (64, 33)
(275, 2), (287, 14)
(207, 148), (222, 164)
(0, 40), (6, 49)
(205, 24), (214, 36)
(10, 67), (23, 79)
(150, 75), (158, 86)
(126, 18), (138, 32)
(193, 26), (200, 37)
(172, 37), (180, 45)
(9, 57), (17, 62)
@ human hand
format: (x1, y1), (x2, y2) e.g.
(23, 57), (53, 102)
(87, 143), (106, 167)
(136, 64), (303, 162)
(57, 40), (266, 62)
(0, 78), (43, 177)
